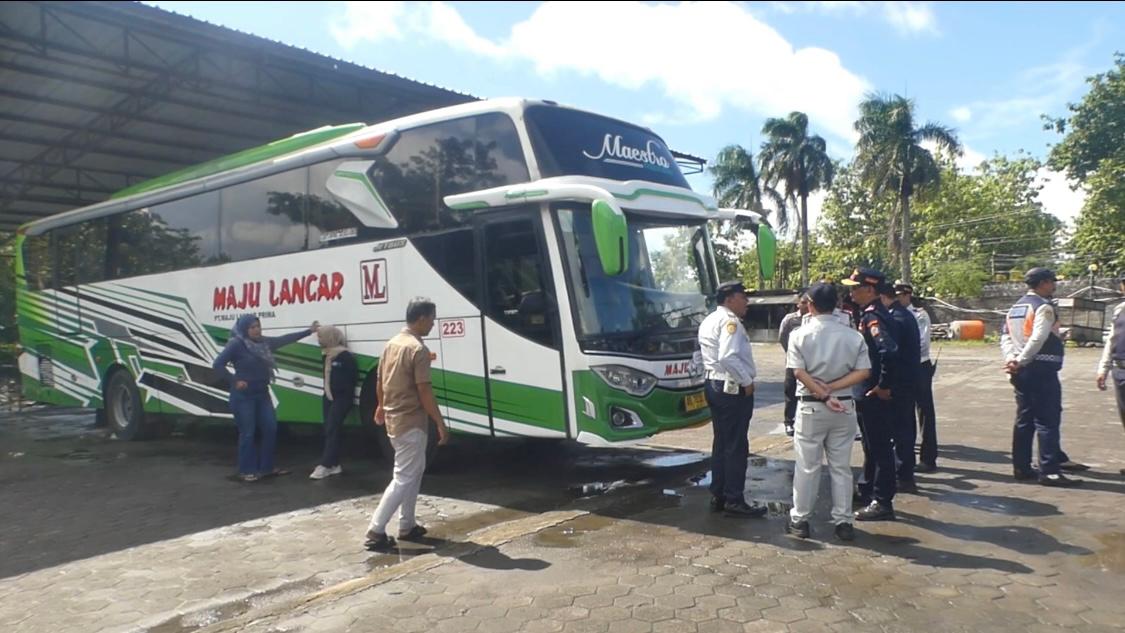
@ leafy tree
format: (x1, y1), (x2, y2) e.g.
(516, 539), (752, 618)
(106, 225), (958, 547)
(1045, 52), (1125, 182)
(759, 112), (835, 287)
(1066, 157), (1125, 274)
(811, 164), (897, 281)
(911, 154), (1062, 285)
(853, 93), (961, 282)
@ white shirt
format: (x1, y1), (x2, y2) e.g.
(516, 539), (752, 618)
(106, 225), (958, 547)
(1000, 292), (1059, 366)
(1098, 301), (1125, 376)
(802, 308), (853, 329)
(786, 315), (871, 398)
(698, 306), (756, 387)
(910, 306), (932, 363)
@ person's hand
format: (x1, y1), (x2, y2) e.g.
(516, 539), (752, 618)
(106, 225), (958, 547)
(437, 423), (451, 445)
(234, 380), (248, 391)
(866, 386), (892, 401)
(825, 397), (848, 413)
(1097, 373), (1108, 391)
(743, 384), (755, 396)
(1004, 359), (1021, 375)
(811, 379), (832, 400)
(374, 405), (386, 426)
(309, 321), (320, 333)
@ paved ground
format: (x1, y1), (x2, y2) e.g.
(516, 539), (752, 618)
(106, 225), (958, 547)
(2, 344), (1124, 633)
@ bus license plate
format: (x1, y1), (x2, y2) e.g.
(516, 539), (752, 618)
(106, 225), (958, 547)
(684, 392), (706, 412)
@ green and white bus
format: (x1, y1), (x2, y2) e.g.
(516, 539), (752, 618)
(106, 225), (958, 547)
(14, 98), (774, 453)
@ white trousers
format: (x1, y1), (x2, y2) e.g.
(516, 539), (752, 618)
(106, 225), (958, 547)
(368, 427), (428, 535)
(790, 400), (858, 525)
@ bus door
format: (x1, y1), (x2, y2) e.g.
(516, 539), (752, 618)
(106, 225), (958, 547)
(476, 212), (568, 438)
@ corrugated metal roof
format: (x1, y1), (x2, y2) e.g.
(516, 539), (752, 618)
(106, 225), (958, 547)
(0, 0), (478, 232)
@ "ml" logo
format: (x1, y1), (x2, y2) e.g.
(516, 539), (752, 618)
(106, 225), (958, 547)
(360, 259), (388, 304)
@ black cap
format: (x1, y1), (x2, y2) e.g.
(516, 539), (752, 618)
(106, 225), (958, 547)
(806, 282), (837, 310)
(841, 267), (886, 288)
(1024, 267), (1057, 286)
(715, 281), (747, 303)
(893, 279), (914, 295)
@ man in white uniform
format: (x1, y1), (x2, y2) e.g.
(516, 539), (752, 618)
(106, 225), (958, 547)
(785, 283), (871, 541)
(698, 281), (767, 518)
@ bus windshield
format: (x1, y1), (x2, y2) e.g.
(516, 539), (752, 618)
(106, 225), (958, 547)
(555, 205), (716, 356)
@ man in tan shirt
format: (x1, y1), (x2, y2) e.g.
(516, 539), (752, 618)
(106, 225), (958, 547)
(365, 298), (450, 551)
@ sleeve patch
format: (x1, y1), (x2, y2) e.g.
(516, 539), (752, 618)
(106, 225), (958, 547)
(725, 322), (738, 335)
(869, 322), (880, 337)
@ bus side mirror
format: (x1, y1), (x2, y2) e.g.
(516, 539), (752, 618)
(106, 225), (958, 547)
(592, 199), (628, 276)
(756, 223), (776, 280)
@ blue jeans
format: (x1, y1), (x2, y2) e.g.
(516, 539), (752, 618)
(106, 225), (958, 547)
(230, 390), (278, 475)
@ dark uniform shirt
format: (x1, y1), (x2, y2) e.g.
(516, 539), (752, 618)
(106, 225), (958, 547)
(857, 300), (899, 394)
(888, 302), (921, 388)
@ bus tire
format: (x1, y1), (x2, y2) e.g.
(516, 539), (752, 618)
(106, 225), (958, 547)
(105, 369), (146, 441)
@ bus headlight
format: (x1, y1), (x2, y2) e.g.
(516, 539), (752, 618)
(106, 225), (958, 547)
(592, 365), (657, 397)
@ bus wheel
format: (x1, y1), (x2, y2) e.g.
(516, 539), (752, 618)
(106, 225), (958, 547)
(105, 370), (146, 441)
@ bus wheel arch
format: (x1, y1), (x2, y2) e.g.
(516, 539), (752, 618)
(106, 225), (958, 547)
(103, 366), (147, 441)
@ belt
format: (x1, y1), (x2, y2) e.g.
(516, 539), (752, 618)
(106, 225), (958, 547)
(799, 395), (852, 402)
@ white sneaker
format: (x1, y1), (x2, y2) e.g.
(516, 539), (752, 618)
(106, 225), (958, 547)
(309, 465), (342, 480)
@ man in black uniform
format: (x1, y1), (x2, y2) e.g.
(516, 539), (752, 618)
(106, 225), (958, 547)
(842, 267), (899, 521)
(778, 291), (810, 437)
(880, 284), (922, 492)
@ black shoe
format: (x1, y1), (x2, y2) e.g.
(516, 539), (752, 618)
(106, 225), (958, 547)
(1059, 460), (1090, 472)
(400, 525), (428, 541)
(786, 519), (810, 538)
(709, 497), (725, 513)
(897, 479), (919, 494)
(1039, 473), (1082, 488)
(784, 421), (795, 437)
(834, 522), (856, 541)
(855, 500), (895, 522)
(915, 462), (937, 474)
(364, 531), (396, 552)
(723, 501), (768, 518)
(1013, 468), (1039, 481)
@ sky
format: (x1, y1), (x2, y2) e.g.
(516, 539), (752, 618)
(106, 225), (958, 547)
(146, 1), (1122, 232)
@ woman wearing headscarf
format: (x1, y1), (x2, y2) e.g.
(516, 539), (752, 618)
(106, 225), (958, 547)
(311, 326), (357, 480)
(213, 315), (319, 482)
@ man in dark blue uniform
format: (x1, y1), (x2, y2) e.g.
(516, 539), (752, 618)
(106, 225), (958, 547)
(1001, 268), (1082, 487)
(880, 284), (922, 492)
(842, 267), (899, 521)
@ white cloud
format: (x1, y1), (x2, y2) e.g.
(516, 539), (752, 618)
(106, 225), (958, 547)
(770, 1), (938, 35)
(921, 140), (986, 173)
(881, 2), (938, 35)
(1035, 167), (1087, 226)
(958, 59), (1087, 136)
(330, 1), (871, 146)
(950, 106), (972, 123)
(330, 1), (407, 48)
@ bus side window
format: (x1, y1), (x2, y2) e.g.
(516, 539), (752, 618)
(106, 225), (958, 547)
(22, 233), (52, 290)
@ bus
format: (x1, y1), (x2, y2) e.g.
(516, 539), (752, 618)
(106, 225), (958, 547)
(14, 98), (775, 458)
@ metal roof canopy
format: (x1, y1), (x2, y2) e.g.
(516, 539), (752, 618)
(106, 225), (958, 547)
(0, 1), (477, 232)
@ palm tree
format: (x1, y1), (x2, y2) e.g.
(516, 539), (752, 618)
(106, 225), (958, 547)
(853, 93), (961, 283)
(710, 145), (771, 212)
(758, 112), (835, 287)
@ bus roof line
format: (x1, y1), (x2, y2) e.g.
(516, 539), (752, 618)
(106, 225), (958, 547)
(445, 177), (720, 215)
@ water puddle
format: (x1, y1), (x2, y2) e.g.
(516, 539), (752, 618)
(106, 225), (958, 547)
(642, 452), (709, 469)
(534, 514), (616, 548)
(1080, 532), (1125, 574)
(144, 579), (324, 633)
